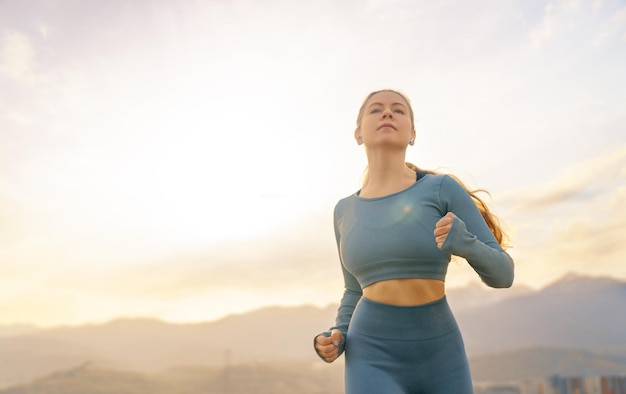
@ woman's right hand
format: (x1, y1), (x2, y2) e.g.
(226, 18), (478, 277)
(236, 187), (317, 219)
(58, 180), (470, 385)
(314, 329), (344, 363)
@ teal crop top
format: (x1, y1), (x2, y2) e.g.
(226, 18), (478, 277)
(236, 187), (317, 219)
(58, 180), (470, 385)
(318, 173), (514, 357)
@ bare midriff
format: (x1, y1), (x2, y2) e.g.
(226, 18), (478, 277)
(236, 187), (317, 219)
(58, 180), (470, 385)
(362, 278), (445, 306)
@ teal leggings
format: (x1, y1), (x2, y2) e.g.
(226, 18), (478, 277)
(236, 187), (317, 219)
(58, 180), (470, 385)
(345, 296), (473, 394)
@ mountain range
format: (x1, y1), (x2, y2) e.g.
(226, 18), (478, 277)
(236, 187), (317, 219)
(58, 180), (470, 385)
(1, 273), (625, 390)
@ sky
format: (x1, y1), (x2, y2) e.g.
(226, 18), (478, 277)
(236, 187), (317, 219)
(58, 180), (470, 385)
(0, 0), (625, 327)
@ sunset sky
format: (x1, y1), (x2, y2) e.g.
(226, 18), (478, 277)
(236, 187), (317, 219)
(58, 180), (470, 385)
(1, 0), (625, 327)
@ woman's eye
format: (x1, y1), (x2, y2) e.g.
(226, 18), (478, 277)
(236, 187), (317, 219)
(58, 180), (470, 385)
(370, 109), (381, 114)
(394, 109), (405, 114)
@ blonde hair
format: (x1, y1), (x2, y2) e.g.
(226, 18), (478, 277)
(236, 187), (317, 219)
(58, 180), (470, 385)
(356, 89), (509, 248)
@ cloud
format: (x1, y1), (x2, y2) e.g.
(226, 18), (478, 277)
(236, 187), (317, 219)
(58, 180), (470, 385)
(515, 188), (626, 286)
(528, 0), (599, 48)
(497, 144), (626, 287)
(0, 30), (37, 84)
(0, 209), (342, 315)
(0, 192), (32, 246)
(593, 4), (626, 45)
(500, 144), (626, 213)
(593, 0), (604, 12)
(1, 0), (625, 326)
(22, 142), (625, 322)
(0, 213), (344, 326)
(530, 2), (567, 48)
(612, 5), (626, 23)
(529, 0), (626, 48)
(79, 212), (340, 297)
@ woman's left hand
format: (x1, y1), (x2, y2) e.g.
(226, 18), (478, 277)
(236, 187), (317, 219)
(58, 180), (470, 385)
(434, 212), (456, 249)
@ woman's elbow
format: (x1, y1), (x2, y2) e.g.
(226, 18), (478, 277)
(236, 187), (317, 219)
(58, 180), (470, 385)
(489, 276), (514, 288)
(484, 263), (514, 288)
(486, 267), (514, 288)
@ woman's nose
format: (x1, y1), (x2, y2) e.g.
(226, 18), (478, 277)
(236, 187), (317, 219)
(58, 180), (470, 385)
(382, 109), (393, 118)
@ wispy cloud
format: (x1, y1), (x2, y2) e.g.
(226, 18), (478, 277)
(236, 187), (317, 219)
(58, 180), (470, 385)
(530, 0), (626, 48)
(0, 212), (343, 325)
(502, 145), (626, 212)
(497, 144), (626, 287)
(61, 212), (339, 297)
(0, 30), (37, 84)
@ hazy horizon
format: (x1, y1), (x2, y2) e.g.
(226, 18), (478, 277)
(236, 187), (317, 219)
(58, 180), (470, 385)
(1, 0), (625, 327)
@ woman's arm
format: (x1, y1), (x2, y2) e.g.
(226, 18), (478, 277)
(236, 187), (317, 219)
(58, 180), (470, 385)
(437, 175), (514, 288)
(313, 205), (362, 361)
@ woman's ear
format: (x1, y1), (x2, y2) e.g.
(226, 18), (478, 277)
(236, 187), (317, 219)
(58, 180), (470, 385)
(354, 129), (363, 145)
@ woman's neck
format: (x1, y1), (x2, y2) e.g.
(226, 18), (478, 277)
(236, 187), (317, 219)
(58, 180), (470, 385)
(361, 151), (416, 197)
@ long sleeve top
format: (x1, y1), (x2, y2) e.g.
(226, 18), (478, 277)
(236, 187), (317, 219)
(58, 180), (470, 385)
(318, 173), (514, 357)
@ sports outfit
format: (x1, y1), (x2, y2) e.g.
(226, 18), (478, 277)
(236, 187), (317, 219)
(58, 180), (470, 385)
(316, 173), (514, 394)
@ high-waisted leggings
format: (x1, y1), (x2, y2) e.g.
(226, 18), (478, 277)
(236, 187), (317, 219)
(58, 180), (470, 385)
(345, 296), (473, 394)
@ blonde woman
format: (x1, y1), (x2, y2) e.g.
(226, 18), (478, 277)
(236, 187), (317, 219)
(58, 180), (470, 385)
(314, 89), (514, 393)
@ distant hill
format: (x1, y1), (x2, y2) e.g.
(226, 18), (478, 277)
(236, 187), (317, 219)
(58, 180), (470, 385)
(0, 362), (344, 394)
(455, 273), (626, 354)
(470, 347), (626, 382)
(0, 304), (339, 388)
(2, 348), (625, 393)
(1, 273), (625, 389)
(0, 324), (38, 338)
(445, 280), (533, 310)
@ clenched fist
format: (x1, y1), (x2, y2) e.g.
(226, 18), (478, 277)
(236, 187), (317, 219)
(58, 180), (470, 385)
(314, 329), (344, 363)
(434, 212), (456, 250)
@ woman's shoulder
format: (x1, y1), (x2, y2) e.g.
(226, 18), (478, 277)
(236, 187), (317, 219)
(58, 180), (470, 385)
(334, 192), (354, 212)
(415, 172), (449, 189)
(409, 173), (468, 204)
(419, 173), (462, 189)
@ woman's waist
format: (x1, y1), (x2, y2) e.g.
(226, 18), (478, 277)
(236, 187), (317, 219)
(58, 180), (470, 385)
(346, 258), (449, 289)
(349, 292), (458, 339)
(362, 278), (445, 306)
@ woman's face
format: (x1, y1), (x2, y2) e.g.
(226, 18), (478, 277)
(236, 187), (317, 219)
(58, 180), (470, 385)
(355, 91), (415, 149)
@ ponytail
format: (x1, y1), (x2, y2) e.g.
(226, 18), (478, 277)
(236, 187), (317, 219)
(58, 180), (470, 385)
(406, 162), (509, 248)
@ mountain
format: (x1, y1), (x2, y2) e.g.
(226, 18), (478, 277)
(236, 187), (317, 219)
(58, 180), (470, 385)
(0, 324), (38, 338)
(0, 335), (116, 389)
(455, 273), (626, 354)
(470, 347), (626, 382)
(0, 362), (344, 394)
(0, 304), (338, 388)
(1, 274), (624, 389)
(2, 348), (625, 393)
(446, 280), (533, 310)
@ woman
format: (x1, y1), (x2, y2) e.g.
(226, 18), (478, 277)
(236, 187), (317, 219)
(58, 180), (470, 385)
(313, 89), (514, 393)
